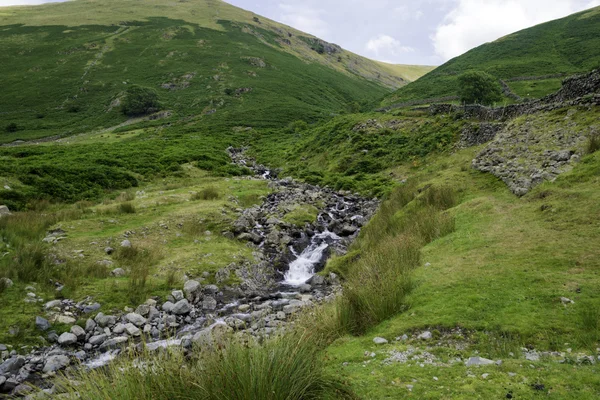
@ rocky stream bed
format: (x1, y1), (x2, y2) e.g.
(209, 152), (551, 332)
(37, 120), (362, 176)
(0, 149), (378, 398)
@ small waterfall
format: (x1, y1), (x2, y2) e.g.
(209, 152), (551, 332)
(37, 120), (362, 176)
(284, 231), (340, 285)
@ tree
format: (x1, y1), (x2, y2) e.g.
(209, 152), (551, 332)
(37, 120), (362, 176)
(457, 71), (502, 106)
(121, 85), (160, 116)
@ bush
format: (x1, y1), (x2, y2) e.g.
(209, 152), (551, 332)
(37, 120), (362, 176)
(121, 85), (160, 116)
(457, 71), (502, 106)
(5, 123), (18, 133)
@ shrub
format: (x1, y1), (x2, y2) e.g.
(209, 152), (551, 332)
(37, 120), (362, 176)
(5, 123), (18, 133)
(121, 85), (160, 116)
(191, 187), (220, 201)
(458, 71), (502, 106)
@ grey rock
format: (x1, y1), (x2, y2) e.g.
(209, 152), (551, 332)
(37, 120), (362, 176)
(35, 316), (51, 331)
(183, 280), (201, 299)
(0, 278), (13, 288)
(124, 323), (141, 337)
(111, 268), (126, 277)
(120, 240), (131, 248)
(373, 337), (388, 345)
(95, 313), (116, 328)
(204, 285), (219, 295)
(0, 205), (10, 216)
(83, 303), (101, 314)
(44, 300), (62, 309)
(135, 304), (150, 317)
(98, 336), (129, 351)
(172, 299), (192, 315)
(465, 356), (495, 366)
(126, 313), (147, 327)
(418, 331), (432, 340)
(70, 325), (86, 340)
(42, 355), (70, 373)
(0, 356), (25, 374)
(307, 274), (325, 286)
(113, 323), (126, 335)
(161, 302), (175, 313)
(0, 376), (5, 387)
(55, 315), (76, 325)
(202, 296), (217, 311)
(172, 290), (184, 302)
(104, 247), (114, 255)
(57, 332), (78, 346)
(88, 334), (107, 346)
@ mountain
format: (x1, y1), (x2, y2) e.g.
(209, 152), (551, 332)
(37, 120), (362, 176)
(382, 6), (600, 107)
(0, 0), (433, 143)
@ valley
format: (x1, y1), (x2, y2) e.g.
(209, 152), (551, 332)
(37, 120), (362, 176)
(0, 1), (599, 399)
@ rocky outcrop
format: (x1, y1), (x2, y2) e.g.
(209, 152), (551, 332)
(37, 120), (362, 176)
(472, 111), (592, 196)
(459, 123), (505, 148)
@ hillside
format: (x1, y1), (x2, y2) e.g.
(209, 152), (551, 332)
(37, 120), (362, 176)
(0, 0), (433, 144)
(382, 6), (600, 107)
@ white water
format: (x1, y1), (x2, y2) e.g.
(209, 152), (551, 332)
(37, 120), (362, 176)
(284, 231), (340, 285)
(84, 350), (119, 369)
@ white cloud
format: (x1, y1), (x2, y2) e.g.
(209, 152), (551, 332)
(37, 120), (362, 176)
(366, 34), (414, 60)
(432, 0), (600, 62)
(277, 3), (329, 37)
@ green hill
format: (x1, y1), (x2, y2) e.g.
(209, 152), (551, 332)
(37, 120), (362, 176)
(0, 0), (432, 144)
(382, 6), (600, 107)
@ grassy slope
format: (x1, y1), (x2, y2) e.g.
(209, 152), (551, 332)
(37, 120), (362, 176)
(382, 6), (600, 106)
(321, 107), (600, 398)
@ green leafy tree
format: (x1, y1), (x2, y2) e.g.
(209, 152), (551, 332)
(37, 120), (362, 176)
(121, 85), (160, 116)
(457, 71), (502, 106)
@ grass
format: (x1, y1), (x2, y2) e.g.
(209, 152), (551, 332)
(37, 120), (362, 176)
(281, 204), (319, 227)
(382, 6), (600, 106)
(191, 186), (220, 201)
(586, 132), (600, 154)
(58, 329), (355, 400)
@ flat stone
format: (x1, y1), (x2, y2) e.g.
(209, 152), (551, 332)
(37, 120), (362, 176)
(70, 325), (86, 340)
(56, 315), (77, 325)
(44, 300), (62, 309)
(95, 313), (116, 328)
(83, 303), (101, 314)
(42, 355), (70, 373)
(466, 356), (495, 366)
(57, 332), (78, 346)
(98, 336), (128, 351)
(373, 337), (388, 345)
(124, 323), (141, 337)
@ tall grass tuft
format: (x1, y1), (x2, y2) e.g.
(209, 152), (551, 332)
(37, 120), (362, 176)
(340, 236), (420, 335)
(59, 330), (356, 400)
(337, 183), (457, 335)
(191, 187), (220, 201)
(579, 305), (600, 349)
(114, 245), (161, 303)
(586, 133), (600, 155)
(118, 202), (136, 214)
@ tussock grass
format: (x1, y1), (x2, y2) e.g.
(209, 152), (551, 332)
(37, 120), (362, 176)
(116, 191), (136, 202)
(114, 245), (162, 303)
(59, 330), (355, 400)
(191, 187), (220, 201)
(336, 184), (457, 335)
(118, 202), (137, 214)
(586, 133), (600, 154)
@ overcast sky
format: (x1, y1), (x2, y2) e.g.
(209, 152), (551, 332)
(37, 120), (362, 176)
(1, 0), (599, 65)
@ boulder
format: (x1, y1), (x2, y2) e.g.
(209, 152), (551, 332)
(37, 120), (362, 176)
(135, 304), (150, 317)
(192, 322), (232, 349)
(0, 356), (25, 375)
(85, 318), (96, 332)
(111, 268), (126, 277)
(70, 325), (86, 341)
(126, 313), (147, 327)
(42, 355), (70, 373)
(171, 290), (184, 302)
(95, 313), (117, 328)
(203, 285), (219, 295)
(57, 332), (78, 346)
(172, 299), (192, 315)
(161, 301), (175, 313)
(35, 316), (51, 331)
(183, 280), (201, 300)
(0, 205), (10, 217)
(373, 337), (388, 345)
(202, 296), (217, 311)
